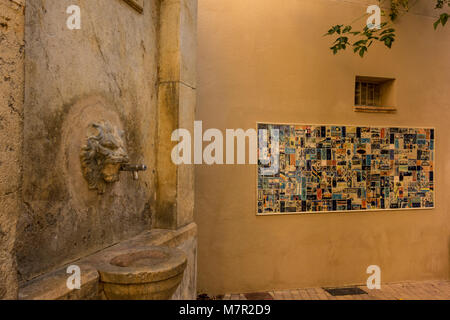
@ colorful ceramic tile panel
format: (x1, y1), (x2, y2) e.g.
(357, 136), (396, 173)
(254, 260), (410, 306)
(257, 124), (435, 214)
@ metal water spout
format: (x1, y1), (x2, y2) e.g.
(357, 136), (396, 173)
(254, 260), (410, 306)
(120, 164), (147, 180)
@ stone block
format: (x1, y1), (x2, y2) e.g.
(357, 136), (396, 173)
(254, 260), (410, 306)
(156, 82), (196, 229)
(159, 0), (198, 87)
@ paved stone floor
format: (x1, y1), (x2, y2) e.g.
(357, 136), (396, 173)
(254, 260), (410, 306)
(221, 280), (450, 300)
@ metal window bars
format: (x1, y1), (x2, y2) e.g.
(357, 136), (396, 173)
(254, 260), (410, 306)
(355, 81), (381, 106)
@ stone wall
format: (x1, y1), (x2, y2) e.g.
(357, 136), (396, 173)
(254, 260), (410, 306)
(16, 0), (159, 282)
(0, 0), (25, 299)
(0, 0), (198, 299)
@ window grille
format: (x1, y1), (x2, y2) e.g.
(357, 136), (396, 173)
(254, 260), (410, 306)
(355, 81), (381, 106)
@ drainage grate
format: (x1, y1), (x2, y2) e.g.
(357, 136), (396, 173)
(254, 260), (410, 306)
(323, 287), (367, 296)
(244, 292), (274, 300)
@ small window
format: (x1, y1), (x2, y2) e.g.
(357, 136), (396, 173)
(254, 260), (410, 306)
(354, 76), (396, 113)
(355, 81), (381, 106)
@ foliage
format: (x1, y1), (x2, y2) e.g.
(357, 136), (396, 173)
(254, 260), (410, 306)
(325, 0), (449, 57)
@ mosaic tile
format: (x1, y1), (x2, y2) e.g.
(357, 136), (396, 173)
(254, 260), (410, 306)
(257, 124), (434, 214)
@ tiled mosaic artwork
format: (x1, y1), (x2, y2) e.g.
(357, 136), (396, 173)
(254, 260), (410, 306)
(257, 124), (435, 214)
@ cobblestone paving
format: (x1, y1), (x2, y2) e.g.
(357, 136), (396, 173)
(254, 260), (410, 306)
(221, 280), (450, 300)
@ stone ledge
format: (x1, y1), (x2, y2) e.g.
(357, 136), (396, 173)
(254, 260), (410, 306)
(18, 222), (197, 300)
(18, 264), (99, 300)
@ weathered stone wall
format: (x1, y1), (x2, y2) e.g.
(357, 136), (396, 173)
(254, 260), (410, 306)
(16, 0), (159, 282)
(0, 0), (25, 299)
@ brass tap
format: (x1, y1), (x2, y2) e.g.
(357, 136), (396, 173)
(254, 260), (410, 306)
(120, 164), (148, 180)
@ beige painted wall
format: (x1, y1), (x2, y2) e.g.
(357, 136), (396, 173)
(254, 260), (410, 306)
(196, 0), (450, 294)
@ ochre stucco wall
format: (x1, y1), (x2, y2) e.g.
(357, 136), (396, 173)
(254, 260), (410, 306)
(196, 0), (450, 294)
(0, 0), (24, 299)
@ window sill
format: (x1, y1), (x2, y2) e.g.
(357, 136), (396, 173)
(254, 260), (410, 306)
(353, 105), (397, 113)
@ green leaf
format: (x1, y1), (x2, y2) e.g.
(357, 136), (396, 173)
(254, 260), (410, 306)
(324, 24), (345, 36)
(383, 37), (394, 48)
(434, 13), (449, 29)
(359, 47), (367, 57)
(343, 25), (352, 33)
(441, 13), (449, 26)
(353, 39), (368, 46)
(434, 18), (441, 29)
(380, 28), (395, 35)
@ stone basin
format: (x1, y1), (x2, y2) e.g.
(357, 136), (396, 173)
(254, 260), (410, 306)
(97, 246), (187, 300)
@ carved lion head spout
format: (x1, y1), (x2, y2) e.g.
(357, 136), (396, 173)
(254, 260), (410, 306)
(80, 121), (129, 194)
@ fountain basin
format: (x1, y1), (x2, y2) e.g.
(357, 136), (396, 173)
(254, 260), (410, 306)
(97, 246), (187, 300)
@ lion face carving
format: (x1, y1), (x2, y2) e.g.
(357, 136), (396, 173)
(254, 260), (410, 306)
(80, 121), (129, 194)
